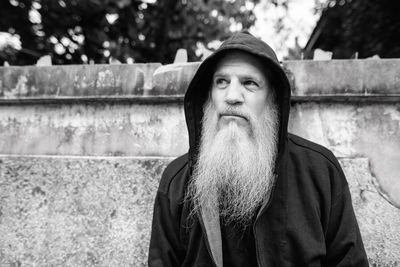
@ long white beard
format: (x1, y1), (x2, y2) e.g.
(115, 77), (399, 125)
(187, 99), (279, 227)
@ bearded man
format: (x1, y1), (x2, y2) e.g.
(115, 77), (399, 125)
(148, 32), (368, 267)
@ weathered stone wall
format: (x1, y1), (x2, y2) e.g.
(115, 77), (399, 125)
(0, 60), (399, 266)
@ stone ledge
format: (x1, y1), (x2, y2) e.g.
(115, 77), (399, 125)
(284, 59), (400, 96)
(291, 95), (400, 103)
(1, 60), (400, 102)
(0, 95), (185, 105)
(2, 95), (400, 106)
(0, 63), (162, 99)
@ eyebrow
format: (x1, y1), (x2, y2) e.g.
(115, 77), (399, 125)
(213, 71), (264, 84)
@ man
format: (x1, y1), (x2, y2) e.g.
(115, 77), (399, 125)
(148, 32), (368, 266)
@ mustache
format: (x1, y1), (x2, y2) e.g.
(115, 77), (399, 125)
(218, 107), (250, 121)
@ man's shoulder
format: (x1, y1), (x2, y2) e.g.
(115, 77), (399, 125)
(287, 133), (342, 172)
(158, 153), (189, 195)
(287, 133), (349, 194)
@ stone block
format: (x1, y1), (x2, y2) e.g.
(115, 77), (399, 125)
(152, 63), (200, 95)
(340, 158), (400, 266)
(284, 59), (400, 96)
(290, 102), (400, 208)
(0, 64), (161, 99)
(0, 155), (171, 267)
(0, 103), (188, 157)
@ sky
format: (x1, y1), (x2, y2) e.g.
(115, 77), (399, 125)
(250, 0), (327, 60)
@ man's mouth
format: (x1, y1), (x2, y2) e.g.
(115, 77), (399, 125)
(219, 113), (248, 121)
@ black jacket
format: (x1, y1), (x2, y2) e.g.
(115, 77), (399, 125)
(148, 32), (368, 267)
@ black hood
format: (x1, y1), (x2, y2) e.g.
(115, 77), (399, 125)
(184, 31), (291, 167)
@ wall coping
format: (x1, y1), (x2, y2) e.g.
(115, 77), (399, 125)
(1, 59), (400, 104)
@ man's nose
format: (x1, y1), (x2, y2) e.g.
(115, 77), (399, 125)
(224, 80), (244, 105)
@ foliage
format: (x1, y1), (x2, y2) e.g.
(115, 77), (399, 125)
(310, 0), (400, 59)
(0, 0), (260, 65)
(0, 0), (40, 64)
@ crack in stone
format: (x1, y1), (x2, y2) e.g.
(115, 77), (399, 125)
(368, 159), (398, 209)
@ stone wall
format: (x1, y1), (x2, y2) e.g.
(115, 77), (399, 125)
(0, 60), (399, 266)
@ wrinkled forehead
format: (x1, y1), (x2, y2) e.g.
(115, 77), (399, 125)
(212, 50), (273, 85)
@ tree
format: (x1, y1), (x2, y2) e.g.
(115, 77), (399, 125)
(305, 0), (400, 59)
(0, 0), (260, 65)
(0, 0), (42, 65)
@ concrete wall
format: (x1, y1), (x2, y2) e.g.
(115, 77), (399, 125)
(0, 60), (400, 266)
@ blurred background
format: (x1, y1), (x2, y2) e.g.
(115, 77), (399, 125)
(1, 0), (400, 66)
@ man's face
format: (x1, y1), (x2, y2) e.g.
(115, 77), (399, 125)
(210, 51), (274, 134)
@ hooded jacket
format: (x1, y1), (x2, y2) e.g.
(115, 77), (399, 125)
(148, 32), (368, 267)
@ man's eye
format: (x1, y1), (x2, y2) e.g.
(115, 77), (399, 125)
(243, 80), (259, 89)
(215, 78), (229, 88)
